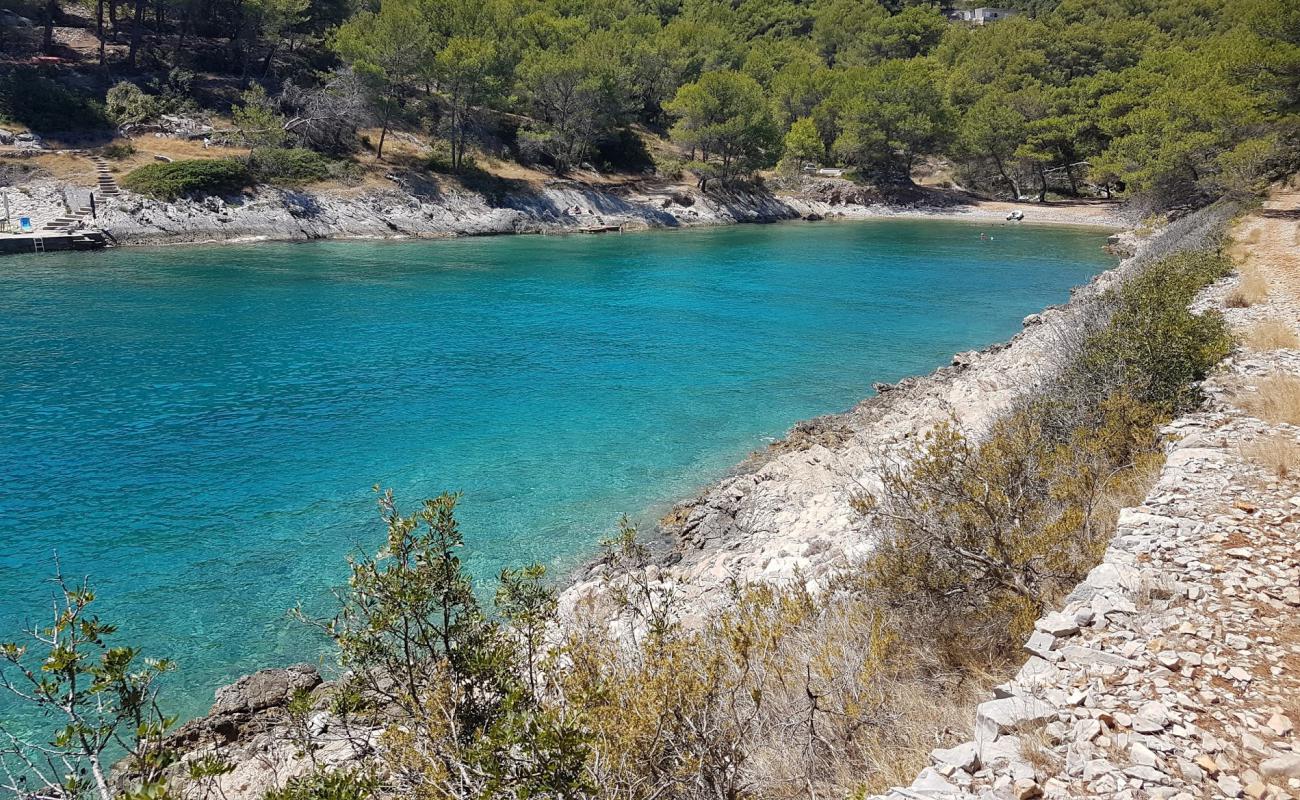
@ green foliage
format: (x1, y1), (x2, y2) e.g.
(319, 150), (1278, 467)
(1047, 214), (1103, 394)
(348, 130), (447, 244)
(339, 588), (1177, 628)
(100, 142), (138, 160)
(516, 44), (634, 173)
(780, 116), (824, 170)
(666, 70), (779, 181)
(262, 769), (376, 800)
(830, 59), (953, 182)
(18, 0), (1286, 206)
(302, 490), (592, 800)
(247, 147), (337, 185)
(233, 85), (289, 149)
(106, 71), (200, 128)
(0, 568), (176, 800)
(935, 0), (1300, 204)
(329, 0), (438, 159)
(121, 159), (252, 200)
(436, 36), (508, 173)
(300, 490), (492, 720)
(106, 82), (162, 126)
(1078, 249), (1235, 413)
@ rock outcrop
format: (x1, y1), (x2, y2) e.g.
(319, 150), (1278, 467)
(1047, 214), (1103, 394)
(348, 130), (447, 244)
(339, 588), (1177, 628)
(140, 665), (380, 799)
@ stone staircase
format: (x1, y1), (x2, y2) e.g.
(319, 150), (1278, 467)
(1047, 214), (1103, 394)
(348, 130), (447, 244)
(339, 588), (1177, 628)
(91, 155), (122, 197)
(39, 203), (96, 233)
(39, 155), (122, 234)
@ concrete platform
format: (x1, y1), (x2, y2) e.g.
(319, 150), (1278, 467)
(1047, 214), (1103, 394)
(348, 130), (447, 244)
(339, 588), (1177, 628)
(0, 230), (108, 255)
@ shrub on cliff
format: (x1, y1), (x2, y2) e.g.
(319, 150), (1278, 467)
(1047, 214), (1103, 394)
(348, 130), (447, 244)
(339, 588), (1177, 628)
(122, 158), (251, 200)
(298, 490), (592, 800)
(857, 391), (1163, 643)
(1075, 249), (1234, 414)
(856, 246), (1235, 648)
(247, 147), (337, 186)
(262, 768), (377, 800)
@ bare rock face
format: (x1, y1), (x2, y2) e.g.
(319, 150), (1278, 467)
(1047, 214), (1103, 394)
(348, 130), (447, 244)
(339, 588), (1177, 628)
(213, 663), (321, 717)
(168, 664), (321, 749)
(135, 664), (379, 800)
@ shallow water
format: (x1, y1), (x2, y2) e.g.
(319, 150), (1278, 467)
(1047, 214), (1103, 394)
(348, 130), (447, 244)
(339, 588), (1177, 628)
(0, 218), (1112, 724)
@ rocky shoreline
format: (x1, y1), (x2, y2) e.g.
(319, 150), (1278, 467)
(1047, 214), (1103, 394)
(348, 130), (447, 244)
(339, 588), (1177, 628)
(139, 199), (1237, 800)
(6, 170), (1124, 248)
(147, 197), (1271, 800)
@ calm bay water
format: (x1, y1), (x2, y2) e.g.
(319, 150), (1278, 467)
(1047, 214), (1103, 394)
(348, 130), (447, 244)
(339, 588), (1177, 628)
(0, 218), (1112, 723)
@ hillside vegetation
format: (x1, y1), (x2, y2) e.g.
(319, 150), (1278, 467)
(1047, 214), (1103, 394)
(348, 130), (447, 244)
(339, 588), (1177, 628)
(1, 0), (1296, 206)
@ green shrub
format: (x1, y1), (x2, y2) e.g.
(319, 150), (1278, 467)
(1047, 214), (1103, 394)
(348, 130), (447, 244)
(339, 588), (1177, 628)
(105, 72), (198, 128)
(0, 68), (111, 133)
(262, 769), (376, 800)
(1079, 249), (1235, 413)
(232, 85), (288, 148)
(247, 147), (334, 185)
(121, 159), (250, 200)
(100, 142), (137, 160)
(105, 81), (161, 126)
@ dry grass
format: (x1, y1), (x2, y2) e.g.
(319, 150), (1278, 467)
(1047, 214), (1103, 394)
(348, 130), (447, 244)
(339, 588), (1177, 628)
(565, 581), (1006, 800)
(1016, 720), (1060, 775)
(1242, 318), (1300, 351)
(16, 152), (98, 183)
(1241, 433), (1300, 479)
(1225, 264), (1271, 307)
(1236, 375), (1300, 426)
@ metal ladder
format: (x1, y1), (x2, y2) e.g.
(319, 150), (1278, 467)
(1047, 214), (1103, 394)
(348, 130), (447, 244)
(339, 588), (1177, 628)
(32, 237), (45, 253)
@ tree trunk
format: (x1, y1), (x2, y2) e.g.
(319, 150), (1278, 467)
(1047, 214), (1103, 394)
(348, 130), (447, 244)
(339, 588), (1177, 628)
(1035, 163), (1048, 203)
(175, 2), (190, 64)
(1063, 161), (1079, 195)
(450, 106), (463, 172)
(96, 0), (106, 65)
(992, 154), (1019, 199)
(230, 0), (251, 87)
(375, 103), (391, 160)
(42, 0), (57, 54)
(261, 41), (278, 76)
(127, 0), (145, 66)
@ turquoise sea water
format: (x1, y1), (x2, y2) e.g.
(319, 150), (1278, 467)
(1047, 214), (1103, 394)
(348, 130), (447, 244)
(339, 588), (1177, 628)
(0, 218), (1113, 725)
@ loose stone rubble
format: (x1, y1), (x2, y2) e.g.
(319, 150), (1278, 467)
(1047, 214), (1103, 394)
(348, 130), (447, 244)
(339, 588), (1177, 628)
(873, 194), (1300, 800)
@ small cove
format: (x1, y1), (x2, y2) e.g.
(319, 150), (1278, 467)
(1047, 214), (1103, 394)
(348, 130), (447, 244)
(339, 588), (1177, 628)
(0, 218), (1115, 725)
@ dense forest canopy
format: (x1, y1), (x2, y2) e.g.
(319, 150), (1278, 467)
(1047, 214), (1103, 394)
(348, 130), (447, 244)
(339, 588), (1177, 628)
(2, 0), (1298, 207)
